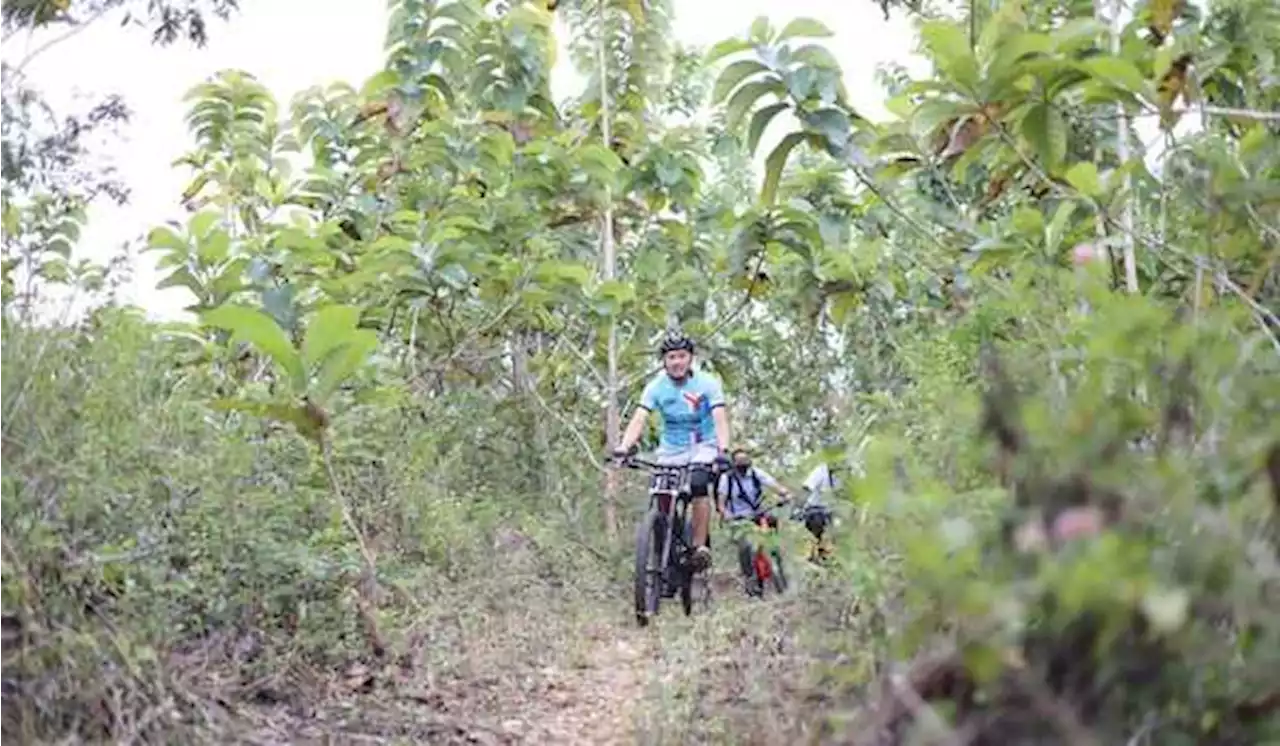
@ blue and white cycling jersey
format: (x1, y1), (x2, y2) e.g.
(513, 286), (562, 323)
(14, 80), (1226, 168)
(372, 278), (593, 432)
(638, 370), (726, 450)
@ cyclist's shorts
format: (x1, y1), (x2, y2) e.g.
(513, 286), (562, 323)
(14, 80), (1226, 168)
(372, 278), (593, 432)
(641, 444), (717, 503)
(803, 508), (832, 538)
(650, 443), (718, 467)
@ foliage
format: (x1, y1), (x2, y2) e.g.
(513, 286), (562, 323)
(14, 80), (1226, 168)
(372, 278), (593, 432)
(1, 0), (242, 316)
(3, 0), (1279, 742)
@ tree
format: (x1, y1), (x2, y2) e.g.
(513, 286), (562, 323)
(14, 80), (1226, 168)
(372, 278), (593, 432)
(1, 0), (242, 316)
(2, 0), (1277, 742)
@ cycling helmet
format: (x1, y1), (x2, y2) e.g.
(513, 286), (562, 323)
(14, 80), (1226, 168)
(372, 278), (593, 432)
(658, 330), (695, 356)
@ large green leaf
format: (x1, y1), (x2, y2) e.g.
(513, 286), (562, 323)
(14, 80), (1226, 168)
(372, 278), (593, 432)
(312, 330), (377, 405)
(776, 18), (834, 42)
(1045, 200), (1080, 253)
(805, 108), (853, 152)
(1078, 56), (1149, 98)
(760, 132), (808, 206)
(189, 210), (220, 239)
(1050, 17), (1105, 53)
(725, 79), (786, 131)
(919, 21), (980, 93)
(911, 98), (968, 140)
(712, 59), (771, 104)
(747, 102), (790, 154)
(1065, 161), (1102, 197)
(157, 267), (204, 296)
(302, 305), (362, 367)
(705, 38), (753, 65)
(1022, 103), (1067, 172)
(360, 69), (401, 101)
(196, 228), (231, 263)
(577, 144), (625, 188)
(790, 43), (841, 72)
(146, 225), (188, 253)
(535, 260), (592, 287)
(202, 305), (306, 392)
(986, 32), (1053, 95)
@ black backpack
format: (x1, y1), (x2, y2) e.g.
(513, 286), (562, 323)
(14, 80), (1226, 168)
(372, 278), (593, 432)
(724, 469), (763, 512)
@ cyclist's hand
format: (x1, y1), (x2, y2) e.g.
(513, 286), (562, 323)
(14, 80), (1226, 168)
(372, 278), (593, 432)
(608, 443), (636, 465)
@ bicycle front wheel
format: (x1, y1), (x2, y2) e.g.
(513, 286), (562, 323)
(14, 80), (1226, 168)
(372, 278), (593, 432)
(633, 509), (665, 627)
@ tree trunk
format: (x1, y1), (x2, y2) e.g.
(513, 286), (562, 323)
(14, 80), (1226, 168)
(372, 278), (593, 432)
(597, 0), (620, 541)
(1102, 0), (1139, 293)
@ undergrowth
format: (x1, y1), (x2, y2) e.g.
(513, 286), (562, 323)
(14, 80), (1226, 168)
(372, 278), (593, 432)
(1, 310), (621, 743)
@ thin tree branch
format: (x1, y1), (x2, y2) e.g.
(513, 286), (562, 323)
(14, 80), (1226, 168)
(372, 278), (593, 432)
(528, 383), (606, 473)
(8, 7), (112, 80)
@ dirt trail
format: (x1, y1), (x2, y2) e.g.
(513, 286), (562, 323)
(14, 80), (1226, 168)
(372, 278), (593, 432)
(230, 617), (657, 746)
(233, 572), (752, 744)
(519, 621), (652, 745)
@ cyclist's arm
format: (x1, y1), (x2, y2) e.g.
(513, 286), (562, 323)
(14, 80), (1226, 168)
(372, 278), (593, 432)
(755, 468), (789, 497)
(705, 376), (731, 452)
(617, 379), (659, 452)
(714, 472), (728, 513)
(618, 407), (649, 452)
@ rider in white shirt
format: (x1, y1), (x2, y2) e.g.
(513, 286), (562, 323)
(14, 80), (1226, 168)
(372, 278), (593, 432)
(800, 462), (840, 506)
(796, 461), (840, 563)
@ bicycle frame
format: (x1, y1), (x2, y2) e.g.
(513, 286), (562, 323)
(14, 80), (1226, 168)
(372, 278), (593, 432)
(633, 458), (696, 581)
(751, 511), (780, 582)
(623, 455), (716, 625)
(734, 500), (789, 597)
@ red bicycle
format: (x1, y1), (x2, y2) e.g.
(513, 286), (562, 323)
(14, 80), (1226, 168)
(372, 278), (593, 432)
(734, 500), (789, 598)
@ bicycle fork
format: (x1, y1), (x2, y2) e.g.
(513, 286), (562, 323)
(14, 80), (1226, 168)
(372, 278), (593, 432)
(656, 502), (690, 592)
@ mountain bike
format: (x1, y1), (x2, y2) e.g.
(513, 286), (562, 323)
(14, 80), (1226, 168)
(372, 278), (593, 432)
(622, 456), (712, 627)
(734, 500), (789, 598)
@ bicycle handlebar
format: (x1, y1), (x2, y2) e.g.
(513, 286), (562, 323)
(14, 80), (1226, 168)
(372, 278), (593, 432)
(614, 455), (727, 474)
(619, 457), (683, 471)
(750, 498), (792, 519)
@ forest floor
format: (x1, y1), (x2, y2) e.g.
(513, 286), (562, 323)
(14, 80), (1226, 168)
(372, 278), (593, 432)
(212, 559), (859, 746)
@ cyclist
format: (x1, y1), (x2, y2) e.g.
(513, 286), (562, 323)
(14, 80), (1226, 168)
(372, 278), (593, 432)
(611, 330), (732, 573)
(800, 461), (841, 503)
(717, 446), (791, 519)
(718, 446), (792, 595)
(796, 460), (840, 562)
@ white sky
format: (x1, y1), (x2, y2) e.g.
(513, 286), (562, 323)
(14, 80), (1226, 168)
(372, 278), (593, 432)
(5, 0), (924, 320)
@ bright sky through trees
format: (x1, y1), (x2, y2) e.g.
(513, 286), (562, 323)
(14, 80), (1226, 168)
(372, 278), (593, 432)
(3, 0), (924, 319)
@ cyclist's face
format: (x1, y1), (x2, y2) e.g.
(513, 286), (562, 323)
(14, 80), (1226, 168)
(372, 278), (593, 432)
(663, 349), (692, 378)
(733, 452), (750, 470)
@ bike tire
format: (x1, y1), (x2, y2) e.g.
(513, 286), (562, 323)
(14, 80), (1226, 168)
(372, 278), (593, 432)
(633, 509), (664, 627)
(679, 572), (694, 615)
(673, 513), (695, 616)
(770, 550), (788, 595)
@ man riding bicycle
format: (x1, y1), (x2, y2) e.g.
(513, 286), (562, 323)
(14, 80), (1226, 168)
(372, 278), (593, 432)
(796, 459), (841, 562)
(717, 446), (791, 519)
(612, 331), (731, 574)
(718, 446), (792, 594)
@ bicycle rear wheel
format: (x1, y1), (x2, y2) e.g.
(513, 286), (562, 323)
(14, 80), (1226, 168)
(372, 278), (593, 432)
(633, 509), (665, 627)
